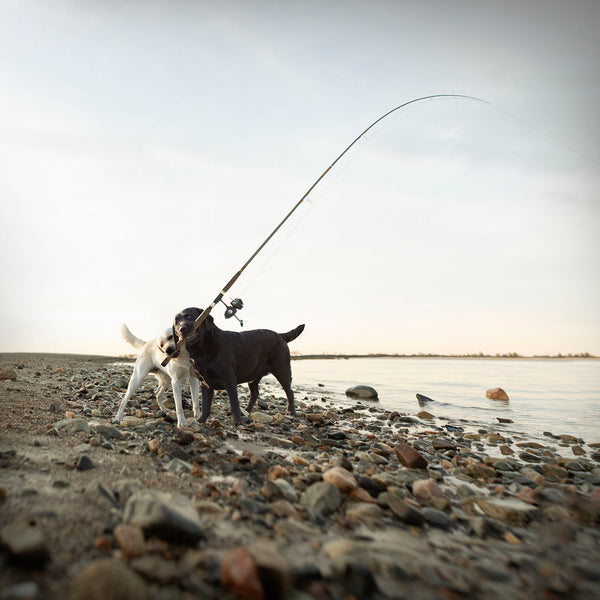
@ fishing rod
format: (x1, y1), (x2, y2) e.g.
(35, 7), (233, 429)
(163, 93), (487, 366)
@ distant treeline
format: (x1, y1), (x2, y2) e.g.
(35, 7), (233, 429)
(291, 352), (598, 360)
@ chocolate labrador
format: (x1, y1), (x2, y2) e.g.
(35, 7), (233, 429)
(173, 307), (304, 424)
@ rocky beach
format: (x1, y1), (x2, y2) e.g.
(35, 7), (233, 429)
(1, 352), (599, 600)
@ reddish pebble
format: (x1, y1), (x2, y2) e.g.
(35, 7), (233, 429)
(322, 467), (357, 494)
(220, 547), (264, 600)
(113, 524), (145, 559)
(412, 479), (444, 502)
(394, 443), (428, 469)
(349, 486), (377, 504)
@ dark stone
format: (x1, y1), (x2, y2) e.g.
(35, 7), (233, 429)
(76, 455), (94, 471)
(422, 507), (451, 529)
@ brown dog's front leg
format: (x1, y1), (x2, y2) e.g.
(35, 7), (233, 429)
(198, 387), (214, 423)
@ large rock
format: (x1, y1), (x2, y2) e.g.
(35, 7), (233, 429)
(486, 388), (509, 401)
(300, 481), (342, 516)
(69, 559), (149, 600)
(345, 385), (378, 400)
(123, 491), (205, 544)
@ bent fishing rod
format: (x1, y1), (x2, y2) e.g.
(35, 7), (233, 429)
(163, 93), (487, 366)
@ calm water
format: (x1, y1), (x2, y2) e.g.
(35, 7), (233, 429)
(288, 358), (600, 442)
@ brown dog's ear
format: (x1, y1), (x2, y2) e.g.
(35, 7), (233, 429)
(172, 325), (180, 344)
(204, 313), (214, 330)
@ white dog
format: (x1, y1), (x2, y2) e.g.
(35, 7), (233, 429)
(114, 323), (200, 428)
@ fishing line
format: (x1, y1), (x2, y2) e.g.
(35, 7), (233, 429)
(237, 104), (416, 300)
(489, 104), (599, 165)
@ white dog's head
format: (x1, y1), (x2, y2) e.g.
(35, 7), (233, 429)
(157, 327), (179, 357)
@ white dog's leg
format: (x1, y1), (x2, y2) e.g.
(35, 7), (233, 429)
(172, 379), (187, 427)
(154, 372), (170, 413)
(114, 362), (149, 423)
(190, 377), (201, 419)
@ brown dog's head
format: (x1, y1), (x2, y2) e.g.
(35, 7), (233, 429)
(173, 307), (214, 343)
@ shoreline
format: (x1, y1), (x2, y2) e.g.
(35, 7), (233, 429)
(1, 353), (599, 598)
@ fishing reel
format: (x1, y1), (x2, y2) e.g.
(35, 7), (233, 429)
(221, 298), (244, 326)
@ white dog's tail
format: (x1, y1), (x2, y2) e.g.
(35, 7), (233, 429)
(121, 323), (147, 350)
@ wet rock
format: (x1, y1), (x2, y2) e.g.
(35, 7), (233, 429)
(220, 547), (264, 600)
(300, 481), (342, 516)
(69, 559), (149, 600)
(322, 467), (358, 493)
(417, 410), (435, 420)
(394, 443), (428, 469)
(486, 388), (509, 401)
(431, 438), (457, 451)
(345, 385), (378, 400)
(123, 491), (205, 544)
(0, 523), (50, 566)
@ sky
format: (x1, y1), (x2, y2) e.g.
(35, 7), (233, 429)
(0, 0), (599, 357)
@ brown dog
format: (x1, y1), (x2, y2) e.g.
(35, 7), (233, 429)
(173, 307), (304, 424)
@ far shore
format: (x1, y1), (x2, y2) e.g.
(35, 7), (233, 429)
(291, 352), (599, 361)
(0, 351), (598, 361)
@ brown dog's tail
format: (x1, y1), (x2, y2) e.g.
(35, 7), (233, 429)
(280, 324), (305, 343)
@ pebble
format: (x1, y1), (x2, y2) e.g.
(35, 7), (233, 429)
(0, 367), (18, 380)
(220, 547), (264, 600)
(300, 481), (342, 516)
(322, 467), (357, 493)
(0, 523), (50, 566)
(123, 491), (205, 544)
(113, 523), (145, 558)
(394, 442), (428, 469)
(69, 559), (149, 600)
(75, 455), (94, 471)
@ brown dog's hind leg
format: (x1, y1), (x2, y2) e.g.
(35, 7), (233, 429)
(198, 387), (214, 423)
(246, 379), (260, 413)
(224, 382), (243, 425)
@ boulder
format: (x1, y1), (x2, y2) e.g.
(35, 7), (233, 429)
(345, 385), (378, 400)
(486, 388), (509, 401)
